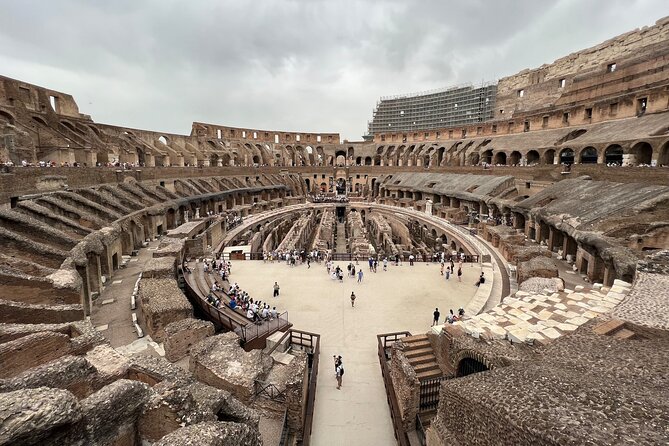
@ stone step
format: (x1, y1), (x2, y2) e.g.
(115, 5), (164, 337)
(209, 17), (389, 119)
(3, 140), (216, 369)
(405, 347), (434, 359)
(592, 319), (626, 336)
(613, 328), (636, 340)
(416, 369), (442, 380)
(408, 354), (436, 366)
(414, 361), (439, 373)
(404, 339), (431, 351)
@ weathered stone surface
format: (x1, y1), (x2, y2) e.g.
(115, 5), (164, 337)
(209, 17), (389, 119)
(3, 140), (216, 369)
(0, 387), (84, 446)
(518, 276), (564, 294)
(142, 256), (177, 279)
(154, 421), (261, 446)
(84, 344), (130, 386)
(0, 355), (96, 398)
(190, 332), (273, 404)
(138, 278), (192, 342)
(189, 382), (260, 428)
(81, 379), (151, 446)
(164, 318), (215, 362)
(0, 331), (71, 379)
(516, 256), (559, 285)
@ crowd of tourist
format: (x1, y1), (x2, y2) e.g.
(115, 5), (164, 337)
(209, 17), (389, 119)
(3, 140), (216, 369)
(262, 249), (326, 264)
(186, 256), (282, 326)
(309, 193), (349, 203)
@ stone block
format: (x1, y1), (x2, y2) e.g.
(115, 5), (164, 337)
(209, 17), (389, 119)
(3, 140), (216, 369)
(0, 332), (71, 379)
(164, 318), (215, 362)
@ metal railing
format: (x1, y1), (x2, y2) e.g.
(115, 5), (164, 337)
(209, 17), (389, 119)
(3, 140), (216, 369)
(415, 414), (427, 446)
(255, 380), (286, 402)
(377, 332), (412, 446)
(419, 376), (447, 412)
(220, 251), (479, 263)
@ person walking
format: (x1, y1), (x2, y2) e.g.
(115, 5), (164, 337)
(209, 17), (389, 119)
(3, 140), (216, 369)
(350, 292), (356, 307)
(273, 282), (280, 297)
(409, 254), (415, 266)
(432, 308), (440, 326)
(457, 266), (462, 282)
(335, 362), (344, 389)
(333, 355), (342, 372)
(357, 269), (363, 283)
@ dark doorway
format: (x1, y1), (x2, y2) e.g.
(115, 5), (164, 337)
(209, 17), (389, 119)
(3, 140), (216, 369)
(457, 357), (489, 377)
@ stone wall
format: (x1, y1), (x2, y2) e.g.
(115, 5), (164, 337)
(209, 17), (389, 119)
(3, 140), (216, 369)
(164, 318), (215, 362)
(388, 345), (420, 432)
(138, 278), (193, 342)
(0, 331), (71, 379)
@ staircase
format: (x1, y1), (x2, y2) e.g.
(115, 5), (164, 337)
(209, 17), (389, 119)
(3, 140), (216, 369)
(403, 334), (441, 380)
(335, 222), (347, 253)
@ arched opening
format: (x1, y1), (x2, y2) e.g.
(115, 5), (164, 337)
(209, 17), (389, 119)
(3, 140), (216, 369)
(335, 150), (346, 166)
(305, 178), (311, 192)
(136, 148), (146, 165)
(481, 150), (493, 164)
(493, 151), (507, 165)
(210, 153), (219, 166)
(630, 141), (653, 165)
(336, 178), (346, 195)
(456, 357), (489, 377)
(320, 182), (327, 193)
(0, 110), (15, 125)
(580, 147), (598, 164)
(365, 156), (372, 165)
(605, 144), (623, 165)
(559, 148), (574, 164)
(158, 136), (168, 145)
(509, 151), (521, 165)
(356, 156), (362, 165)
(32, 116), (48, 126)
(469, 153), (480, 165)
(526, 150), (540, 165)
(347, 147), (354, 159)
(437, 147), (445, 166)
(544, 149), (556, 165)
(658, 141), (669, 166)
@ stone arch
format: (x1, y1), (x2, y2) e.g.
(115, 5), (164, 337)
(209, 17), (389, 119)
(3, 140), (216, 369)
(493, 151), (507, 165)
(32, 115), (48, 126)
(509, 151), (521, 166)
(437, 146), (446, 166)
(604, 144), (623, 165)
(543, 149), (556, 164)
(579, 146), (598, 164)
(658, 141), (669, 166)
(0, 110), (15, 124)
(468, 152), (480, 165)
(526, 150), (540, 165)
(364, 156), (372, 165)
(158, 135), (169, 145)
(456, 355), (490, 377)
(481, 149), (493, 164)
(210, 153), (220, 166)
(335, 150), (346, 166)
(559, 148), (574, 164)
(629, 141), (653, 165)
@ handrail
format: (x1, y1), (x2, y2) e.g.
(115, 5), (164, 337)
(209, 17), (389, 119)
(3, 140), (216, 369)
(415, 413), (427, 446)
(377, 332), (412, 446)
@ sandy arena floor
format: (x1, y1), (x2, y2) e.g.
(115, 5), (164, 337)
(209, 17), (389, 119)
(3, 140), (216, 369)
(230, 259), (481, 446)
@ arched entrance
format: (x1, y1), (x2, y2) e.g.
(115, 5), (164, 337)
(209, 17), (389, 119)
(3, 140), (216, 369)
(629, 141), (653, 165)
(481, 150), (493, 164)
(509, 151), (521, 165)
(526, 150), (540, 165)
(544, 149), (556, 164)
(493, 151), (507, 165)
(658, 141), (669, 166)
(559, 148), (574, 164)
(604, 144), (623, 165)
(457, 357), (489, 377)
(580, 147), (598, 164)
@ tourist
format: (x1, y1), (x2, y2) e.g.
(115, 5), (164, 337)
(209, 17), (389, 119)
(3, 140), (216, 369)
(273, 282), (280, 297)
(432, 308), (440, 326)
(440, 262), (444, 275)
(383, 257), (388, 271)
(333, 355), (342, 372)
(457, 266), (462, 282)
(350, 292), (356, 307)
(475, 272), (485, 287)
(409, 254), (415, 266)
(335, 362), (344, 390)
(357, 269), (363, 283)
(447, 309), (455, 323)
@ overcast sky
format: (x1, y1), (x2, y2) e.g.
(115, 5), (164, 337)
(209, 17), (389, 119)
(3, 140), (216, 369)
(1, 0), (667, 140)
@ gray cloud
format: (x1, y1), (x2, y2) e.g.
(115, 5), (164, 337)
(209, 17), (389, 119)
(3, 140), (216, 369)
(0, 0), (666, 139)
